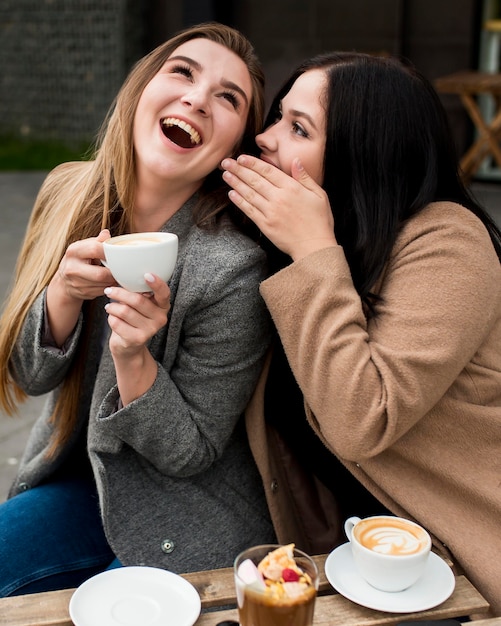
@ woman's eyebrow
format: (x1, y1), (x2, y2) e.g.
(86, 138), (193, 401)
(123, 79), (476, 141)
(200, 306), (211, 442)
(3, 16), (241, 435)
(168, 54), (202, 70)
(167, 54), (249, 107)
(289, 108), (318, 130)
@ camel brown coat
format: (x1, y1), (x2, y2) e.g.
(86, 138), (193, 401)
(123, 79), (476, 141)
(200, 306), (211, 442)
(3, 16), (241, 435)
(246, 201), (501, 615)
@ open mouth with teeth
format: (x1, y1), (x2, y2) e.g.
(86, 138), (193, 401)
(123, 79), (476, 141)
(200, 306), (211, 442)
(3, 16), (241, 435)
(161, 118), (201, 148)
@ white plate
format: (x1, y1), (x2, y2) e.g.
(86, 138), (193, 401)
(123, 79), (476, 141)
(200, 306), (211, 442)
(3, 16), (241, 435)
(324, 543), (455, 613)
(69, 566), (201, 626)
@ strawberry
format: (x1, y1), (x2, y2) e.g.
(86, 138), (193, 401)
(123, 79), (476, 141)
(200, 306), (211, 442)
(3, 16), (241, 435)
(282, 568), (300, 582)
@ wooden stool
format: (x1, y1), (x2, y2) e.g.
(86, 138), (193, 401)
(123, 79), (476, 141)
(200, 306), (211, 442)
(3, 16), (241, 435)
(435, 70), (501, 180)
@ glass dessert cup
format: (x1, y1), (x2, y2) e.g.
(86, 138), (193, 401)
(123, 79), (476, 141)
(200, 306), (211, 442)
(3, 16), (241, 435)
(234, 544), (319, 626)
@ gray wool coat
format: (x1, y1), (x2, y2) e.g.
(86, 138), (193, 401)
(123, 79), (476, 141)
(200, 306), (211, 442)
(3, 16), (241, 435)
(8, 196), (276, 573)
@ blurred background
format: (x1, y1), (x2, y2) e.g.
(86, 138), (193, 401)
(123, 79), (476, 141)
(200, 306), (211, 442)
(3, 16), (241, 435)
(1, 0), (500, 164)
(1, 0), (501, 500)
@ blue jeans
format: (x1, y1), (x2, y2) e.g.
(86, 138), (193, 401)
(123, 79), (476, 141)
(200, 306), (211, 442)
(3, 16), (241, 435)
(0, 477), (120, 596)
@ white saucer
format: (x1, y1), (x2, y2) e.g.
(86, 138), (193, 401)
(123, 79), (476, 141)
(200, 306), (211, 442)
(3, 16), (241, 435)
(324, 543), (455, 613)
(69, 566), (201, 626)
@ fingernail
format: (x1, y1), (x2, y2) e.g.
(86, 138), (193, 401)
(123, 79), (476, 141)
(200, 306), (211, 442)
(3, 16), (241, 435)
(104, 287), (113, 296)
(221, 158), (230, 169)
(144, 273), (154, 283)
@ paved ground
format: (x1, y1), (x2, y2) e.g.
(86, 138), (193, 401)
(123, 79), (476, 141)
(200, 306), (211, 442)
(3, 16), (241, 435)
(0, 172), (49, 501)
(0, 172), (500, 502)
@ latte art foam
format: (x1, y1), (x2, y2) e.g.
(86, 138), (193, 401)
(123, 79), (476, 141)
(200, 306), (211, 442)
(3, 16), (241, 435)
(110, 236), (162, 246)
(355, 519), (428, 556)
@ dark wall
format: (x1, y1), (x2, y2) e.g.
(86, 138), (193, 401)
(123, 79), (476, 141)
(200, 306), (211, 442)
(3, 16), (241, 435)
(0, 0), (482, 150)
(0, 0), (146, 144)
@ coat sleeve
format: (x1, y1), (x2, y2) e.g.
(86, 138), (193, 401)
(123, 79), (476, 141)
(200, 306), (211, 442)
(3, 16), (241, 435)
(260, 202), (501, 461)
(89, 239), (272, 477)
(9, 290), (83, 395)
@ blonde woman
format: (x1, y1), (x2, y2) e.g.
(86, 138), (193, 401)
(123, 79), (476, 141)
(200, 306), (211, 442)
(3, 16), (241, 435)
(0, 22), (275, 596)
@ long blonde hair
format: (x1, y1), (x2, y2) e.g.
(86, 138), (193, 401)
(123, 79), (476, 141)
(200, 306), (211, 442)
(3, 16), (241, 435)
(0, 22), (264, 453)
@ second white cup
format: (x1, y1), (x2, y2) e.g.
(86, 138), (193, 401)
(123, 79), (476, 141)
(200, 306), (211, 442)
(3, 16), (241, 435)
(344, 515), (431, 592)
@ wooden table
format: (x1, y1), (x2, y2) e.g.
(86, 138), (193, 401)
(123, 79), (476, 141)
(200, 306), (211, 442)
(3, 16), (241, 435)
(0, 554), (494, 626)
(435, 70), (501, 180)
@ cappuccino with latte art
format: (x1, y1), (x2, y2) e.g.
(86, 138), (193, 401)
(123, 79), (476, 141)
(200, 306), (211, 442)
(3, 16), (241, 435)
(353, 517), (429, 556)
(344, 515), (432, 592)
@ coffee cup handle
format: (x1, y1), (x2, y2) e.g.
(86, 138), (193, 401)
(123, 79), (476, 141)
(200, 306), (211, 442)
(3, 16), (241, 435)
(344, 516), (361, 542)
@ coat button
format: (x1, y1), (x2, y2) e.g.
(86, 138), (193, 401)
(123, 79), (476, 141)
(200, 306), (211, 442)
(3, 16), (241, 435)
(18, 482), (30, 492)
(270, 479), (279, 493)
(161, 539), (175, 554)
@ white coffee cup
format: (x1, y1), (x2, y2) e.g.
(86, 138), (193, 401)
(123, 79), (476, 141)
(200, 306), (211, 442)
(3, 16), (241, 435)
(102, 232), (178, 292)
(344, 515), (431, 592)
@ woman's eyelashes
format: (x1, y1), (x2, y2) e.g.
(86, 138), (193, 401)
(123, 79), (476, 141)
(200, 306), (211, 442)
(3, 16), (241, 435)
(292, 121), (309, 138)
(171, 63), (194, 80)
(274, 108), (309, 138)
(221, 91), (239, 109)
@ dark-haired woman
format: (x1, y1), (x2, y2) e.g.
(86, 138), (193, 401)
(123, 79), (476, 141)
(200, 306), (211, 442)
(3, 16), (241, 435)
(222, 52), (501, 615)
